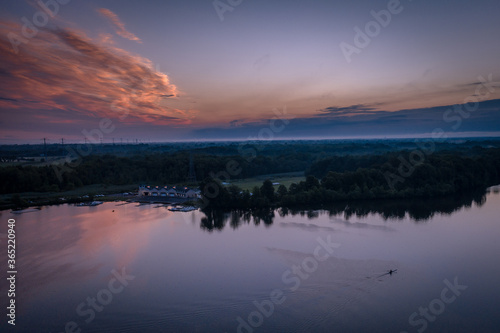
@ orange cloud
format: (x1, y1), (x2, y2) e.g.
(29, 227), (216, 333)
(97, 8), (141, 43)
(0, 21), (196, 124)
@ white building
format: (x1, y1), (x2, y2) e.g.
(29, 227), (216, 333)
(138, 185), (199, 198)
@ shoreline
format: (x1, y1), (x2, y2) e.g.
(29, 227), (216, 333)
(5, 184), (498, 214)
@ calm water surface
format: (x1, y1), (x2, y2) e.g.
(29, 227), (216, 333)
(1, 188), (500, 332)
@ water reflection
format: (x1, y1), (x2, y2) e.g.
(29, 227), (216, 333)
(200, 208), (275, 232)
(0, 203), (167, 311)
(199, 190), (487, 231)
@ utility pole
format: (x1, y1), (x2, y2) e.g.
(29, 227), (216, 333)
(43, 138), (47, 157)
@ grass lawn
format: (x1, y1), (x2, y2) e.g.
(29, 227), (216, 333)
(226, 172), (305, 191)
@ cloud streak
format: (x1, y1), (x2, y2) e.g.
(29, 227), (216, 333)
(97, 8), (141, 43)
(318, 104), (379, 117)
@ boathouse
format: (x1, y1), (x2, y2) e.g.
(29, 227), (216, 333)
(138, 185), (199, 198)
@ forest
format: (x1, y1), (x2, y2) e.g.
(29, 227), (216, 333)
(0, 140), (499, 210)
(199, 147), (500, 209)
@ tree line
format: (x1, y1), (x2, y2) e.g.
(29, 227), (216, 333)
(1, 145), (499, 205)
(0, 152), (308, 194)
(200, 148), (500, 209)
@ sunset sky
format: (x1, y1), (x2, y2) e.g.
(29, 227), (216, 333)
(1, 0), (500, 143)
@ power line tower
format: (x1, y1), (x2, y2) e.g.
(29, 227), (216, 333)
(43, 138), (47, 157)
(187, 153), (197, 184)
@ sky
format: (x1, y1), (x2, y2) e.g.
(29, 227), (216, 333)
(1, 0), (500, 143)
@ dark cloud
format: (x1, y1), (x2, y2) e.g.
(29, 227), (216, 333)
(0, 96), (17, 102)
(462, 81), (500, 88)
(318, 104), (379, 117)
(190, 99), (500, 139)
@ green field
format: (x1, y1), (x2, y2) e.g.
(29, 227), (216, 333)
(224, 172), (305, 191)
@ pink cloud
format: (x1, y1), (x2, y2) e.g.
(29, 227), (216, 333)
(97, 8), (141, 43)
(0, 20), (197, 125)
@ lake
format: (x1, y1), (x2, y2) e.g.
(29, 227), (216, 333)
(1, 187), (500, 332)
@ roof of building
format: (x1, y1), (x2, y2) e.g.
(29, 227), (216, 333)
(139, 185), (197, 192)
